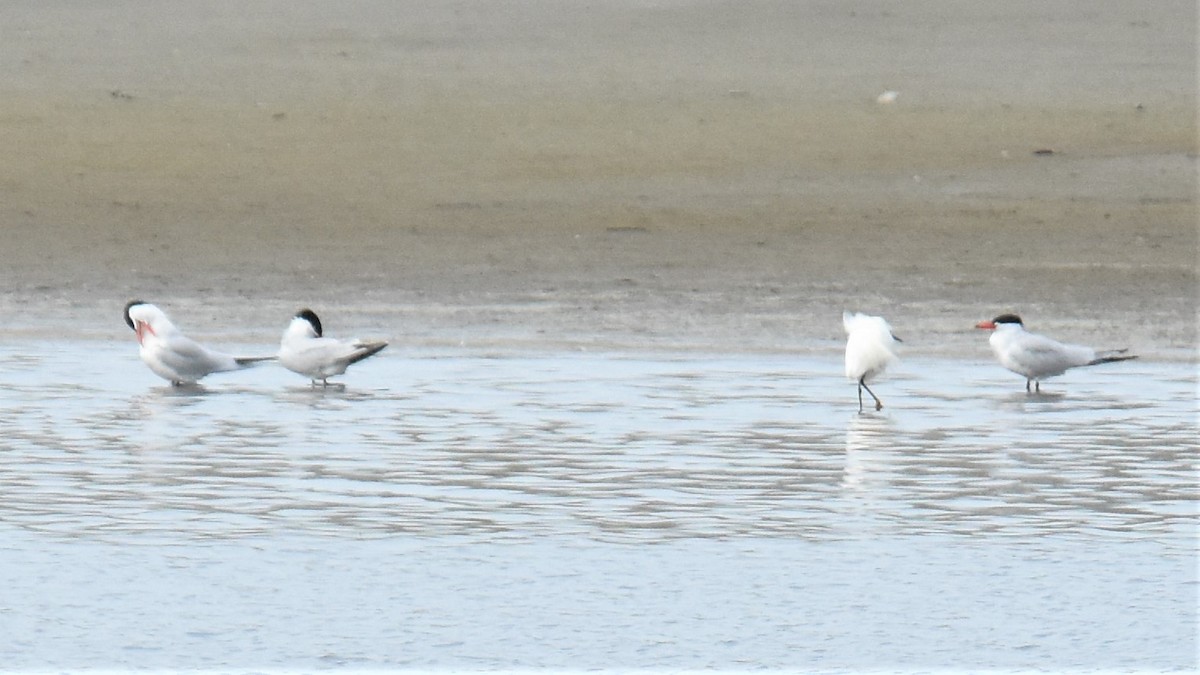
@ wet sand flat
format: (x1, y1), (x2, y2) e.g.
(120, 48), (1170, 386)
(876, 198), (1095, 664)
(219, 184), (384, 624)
(0, 0), (1195, 355)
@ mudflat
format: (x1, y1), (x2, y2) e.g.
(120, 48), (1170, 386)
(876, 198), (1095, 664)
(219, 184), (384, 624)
(1, 0), (1195, 357)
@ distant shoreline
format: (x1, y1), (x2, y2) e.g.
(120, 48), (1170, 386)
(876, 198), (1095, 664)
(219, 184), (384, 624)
(0, 1), (1194, 357)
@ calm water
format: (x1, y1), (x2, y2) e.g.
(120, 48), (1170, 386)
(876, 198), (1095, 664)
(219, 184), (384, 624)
(0, 341), (1196, 672)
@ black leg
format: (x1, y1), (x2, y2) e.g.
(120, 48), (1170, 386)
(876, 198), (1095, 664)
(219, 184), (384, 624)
(860, 378), (883, 411)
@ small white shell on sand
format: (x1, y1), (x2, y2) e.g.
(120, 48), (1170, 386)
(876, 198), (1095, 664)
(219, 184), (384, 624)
(876, 90), (899, 104)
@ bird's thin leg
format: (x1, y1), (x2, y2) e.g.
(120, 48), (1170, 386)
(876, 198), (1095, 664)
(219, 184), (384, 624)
(1034, 380), (1040, 393)
(860, 378), (883, 411)
(1025, 379), (1031, 393)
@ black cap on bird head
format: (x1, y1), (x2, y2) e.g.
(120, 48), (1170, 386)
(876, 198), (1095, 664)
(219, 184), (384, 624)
(296, 309), (323, 337)
(123, 300), (146, 331)
(992, 314), (1024, 326)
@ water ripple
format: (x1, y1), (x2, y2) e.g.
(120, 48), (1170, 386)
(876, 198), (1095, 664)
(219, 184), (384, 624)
(0, 344), (1194, 546)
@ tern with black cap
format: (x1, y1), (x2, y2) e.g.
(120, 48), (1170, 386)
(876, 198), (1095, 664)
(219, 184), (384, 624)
(975, 313), (1137, 392)
(278, 308), (388, 387)
(123, 300), (275, 386)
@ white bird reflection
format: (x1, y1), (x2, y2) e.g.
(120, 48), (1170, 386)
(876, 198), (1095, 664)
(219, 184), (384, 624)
(842, 413), (896, 490)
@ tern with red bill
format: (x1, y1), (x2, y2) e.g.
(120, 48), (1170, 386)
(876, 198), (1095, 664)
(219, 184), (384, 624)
(123, 300), (275, 386)
(844, 311), (901, 412)
(278, 309), (387, 387)
(975, 314), (1137, 392)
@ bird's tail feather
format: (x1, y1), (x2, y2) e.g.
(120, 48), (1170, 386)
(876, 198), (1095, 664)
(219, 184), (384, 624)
(348, 341), (387, 366)
(1088, 349), (1137, 366)
(234, 355), (278, 368)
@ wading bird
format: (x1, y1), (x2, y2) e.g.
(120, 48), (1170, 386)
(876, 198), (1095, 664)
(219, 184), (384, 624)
(123, 300), (274, 386)
(278, 309), (387, 387)
(843, 311), (901, 412)
(975, 313), (1136, 392)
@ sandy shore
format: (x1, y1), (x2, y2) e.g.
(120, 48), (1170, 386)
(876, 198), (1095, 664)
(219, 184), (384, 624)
(1, 1), (1195, 358)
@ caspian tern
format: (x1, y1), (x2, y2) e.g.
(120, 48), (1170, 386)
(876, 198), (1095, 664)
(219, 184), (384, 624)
(123, 300), (275, 386)
(278, 309), (387, 387)
(975, 314), (1137, 392)
(844, 311), (901, 412)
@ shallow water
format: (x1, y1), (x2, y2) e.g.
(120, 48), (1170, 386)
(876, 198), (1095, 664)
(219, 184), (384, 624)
(0, 341), (1196, 672)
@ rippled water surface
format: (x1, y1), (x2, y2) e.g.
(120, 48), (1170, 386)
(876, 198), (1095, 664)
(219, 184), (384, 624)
(1, 341), (1196, 672)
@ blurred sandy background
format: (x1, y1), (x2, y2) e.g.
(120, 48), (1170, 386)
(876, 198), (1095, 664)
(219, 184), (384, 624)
(1, 0), (1194, 356)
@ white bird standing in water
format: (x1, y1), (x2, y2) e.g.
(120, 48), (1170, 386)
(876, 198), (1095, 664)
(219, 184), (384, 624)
(843, 311), (901, 412)
(123, 300), (274, 386)
(975, 313), (1137, 392)
(278, 309), (388, 387)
